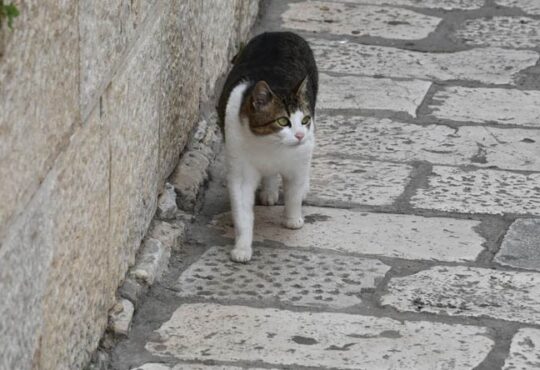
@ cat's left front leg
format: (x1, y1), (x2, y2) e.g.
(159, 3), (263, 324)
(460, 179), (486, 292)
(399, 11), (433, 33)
(282, 167), (309, 230)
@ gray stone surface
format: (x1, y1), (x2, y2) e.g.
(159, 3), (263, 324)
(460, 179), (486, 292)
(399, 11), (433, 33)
(175, 247), (390, 309)
(503, 328), (540, 370)
(0, 0), (79, 245)
(382, 266), (540, 324)
(109, 299), (135, 336)
(451, 16), (540, 49)
(495, 219), (540, 271)
(145, 303), (493, 369)
(106, 16), (162, 284)
(337, 0), (484, 9)
(147, 219), (186, 252)
(497, 0), (540, 15)
(310, 157), (412, 206)
(282, 1), (441, 40)
(429, 86), (540, 127)
(159, 0), (201, 180)
(133, 363), (273, 370)
(319, 73), (431, 116)
(130, 238), (170, 286)
(411, 166), (540, 215)
(212, 206), (485, 262)
(0, 107), (111, 370)
(311, 39), (539, 85)
(80, 0), (158, 113)
(156, 183), (178, 220)
(315, 114), (540, 171)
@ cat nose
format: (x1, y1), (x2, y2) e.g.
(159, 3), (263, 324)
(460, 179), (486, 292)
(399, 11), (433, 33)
(295, 132), (304, 141)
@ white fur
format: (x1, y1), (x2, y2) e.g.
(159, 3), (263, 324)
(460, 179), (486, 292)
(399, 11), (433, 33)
(224, 82), (315, 262)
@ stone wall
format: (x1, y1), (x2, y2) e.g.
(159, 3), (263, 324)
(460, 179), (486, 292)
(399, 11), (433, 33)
(0, 1), (259, 369)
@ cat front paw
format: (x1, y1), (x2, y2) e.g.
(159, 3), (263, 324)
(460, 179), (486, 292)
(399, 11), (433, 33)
(282, 216), (304, 229)
(230, 246), (252, 263)
(259, 189), (279, 206)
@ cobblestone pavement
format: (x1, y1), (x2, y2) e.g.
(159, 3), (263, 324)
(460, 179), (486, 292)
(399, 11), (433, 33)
(111, 1), (540, 369)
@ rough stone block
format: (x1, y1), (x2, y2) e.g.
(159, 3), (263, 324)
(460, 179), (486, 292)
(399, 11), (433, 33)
(315, 114), (540, 171)
(156, 183), (178, 220)
(145, 303), (493, 369)
(497, 0), (540, 15)
(118, 277), (147, 306)
(109, 299), (135, 336)
(200, 0), (240, 100)
(212, 206), (485, 262)
(79, 0), (159, 112)
(159, 0), (202, 180)
(382, 266), (540, 324)
(0, 0), (79, 244)
(147, 219), (186, 252)
(495, 219), (540, 271)
(176, 247), (390, 309)
(310, 158), (412, 206)
(411, 166), (540, 215)
(106, 15), (162, 287)
(130, 238), (170, 286)
(310, 39), (539, 85)
(0, 107), (110, 370)
(170, 150), (211, 211)
(340, 0), (483, 9)
(319, 73), (431, 117)
(282, 1), (441, 40)
(451, 16), (540, 49)
(429, 86), (540, 127)
(503, 328), (540, 369)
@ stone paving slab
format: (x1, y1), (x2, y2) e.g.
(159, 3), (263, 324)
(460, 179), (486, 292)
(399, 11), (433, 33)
(382, 265), (540, 325)
(451, 17), (540, 49)
(495, 219), (540, 271)
(315, 114), (540, 171)
(429, 86), (540, 127)
(411, 166), (540, 215)
(133, 364), (270, 370)
(310, 39), (539, 85)
(310, 157), (412, 206)
(145, 303), (493, 370)
(175, 247), (390, 309)
(282, 1), (441, 40)
(330, 0), (484, 9)
(503, 328), (540, 370)
(211, 206), (485, 262)
(319, 73), (431, 116)
(498, 0), (540, 15)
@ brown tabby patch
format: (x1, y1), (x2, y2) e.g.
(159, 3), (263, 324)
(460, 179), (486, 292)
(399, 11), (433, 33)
(240, 79), (311, 136)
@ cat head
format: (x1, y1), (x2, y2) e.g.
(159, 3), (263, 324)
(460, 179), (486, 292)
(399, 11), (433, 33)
(240, 77), (314, 146)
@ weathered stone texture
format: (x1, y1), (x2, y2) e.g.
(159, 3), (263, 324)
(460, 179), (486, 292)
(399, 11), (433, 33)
(497, 0), (540, 15)
(319, 73), (431, 116)
(382, 266), (540, 324)
(411, 166), (540, 215)
(159, 1), (202, 180)
(146, 303), (493, 369)
(339, 0), (484, 9)
(495, 219), (540, 271)
(0, 108), (110, 370)
(106, 16), (162, 290)
(503, 328), (540, 370)
(0, 0), (80, 244)
(451, 17), (540, 49)
(212, 206), (485, 262)
(282, 1), (441, 40)
(315, 114), (540, 171)
(311, 39), (539, 85)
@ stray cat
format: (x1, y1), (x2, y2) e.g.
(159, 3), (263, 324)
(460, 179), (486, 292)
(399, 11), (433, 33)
(217, 32), (318, 262)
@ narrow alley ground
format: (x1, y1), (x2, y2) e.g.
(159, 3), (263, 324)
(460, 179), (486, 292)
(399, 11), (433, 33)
(110, 0), (540, 369)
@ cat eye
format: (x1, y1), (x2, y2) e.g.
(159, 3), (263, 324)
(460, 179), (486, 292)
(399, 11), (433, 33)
(302, 115), (311, 125)
(276, 117), (291, 127)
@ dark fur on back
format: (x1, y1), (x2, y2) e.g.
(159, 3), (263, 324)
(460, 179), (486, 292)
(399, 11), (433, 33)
(217, 32), (318, 130)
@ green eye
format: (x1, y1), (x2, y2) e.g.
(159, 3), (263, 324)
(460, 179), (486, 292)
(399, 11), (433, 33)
(302, 115), (311, 125)
(276, 117), (290, 127)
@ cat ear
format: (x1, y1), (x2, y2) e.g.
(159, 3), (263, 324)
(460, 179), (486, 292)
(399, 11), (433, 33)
(251, 81), (274, 111)
(294, 75), (309, 98)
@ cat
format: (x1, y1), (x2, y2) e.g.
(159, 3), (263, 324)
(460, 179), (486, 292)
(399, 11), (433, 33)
(217, 31), (318, 262)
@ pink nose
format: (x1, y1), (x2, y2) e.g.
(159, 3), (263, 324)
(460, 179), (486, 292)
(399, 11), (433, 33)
(295, 132), (305, 141)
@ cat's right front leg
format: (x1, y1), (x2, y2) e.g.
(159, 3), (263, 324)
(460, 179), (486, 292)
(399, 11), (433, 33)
(228, 167), (260, 263)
